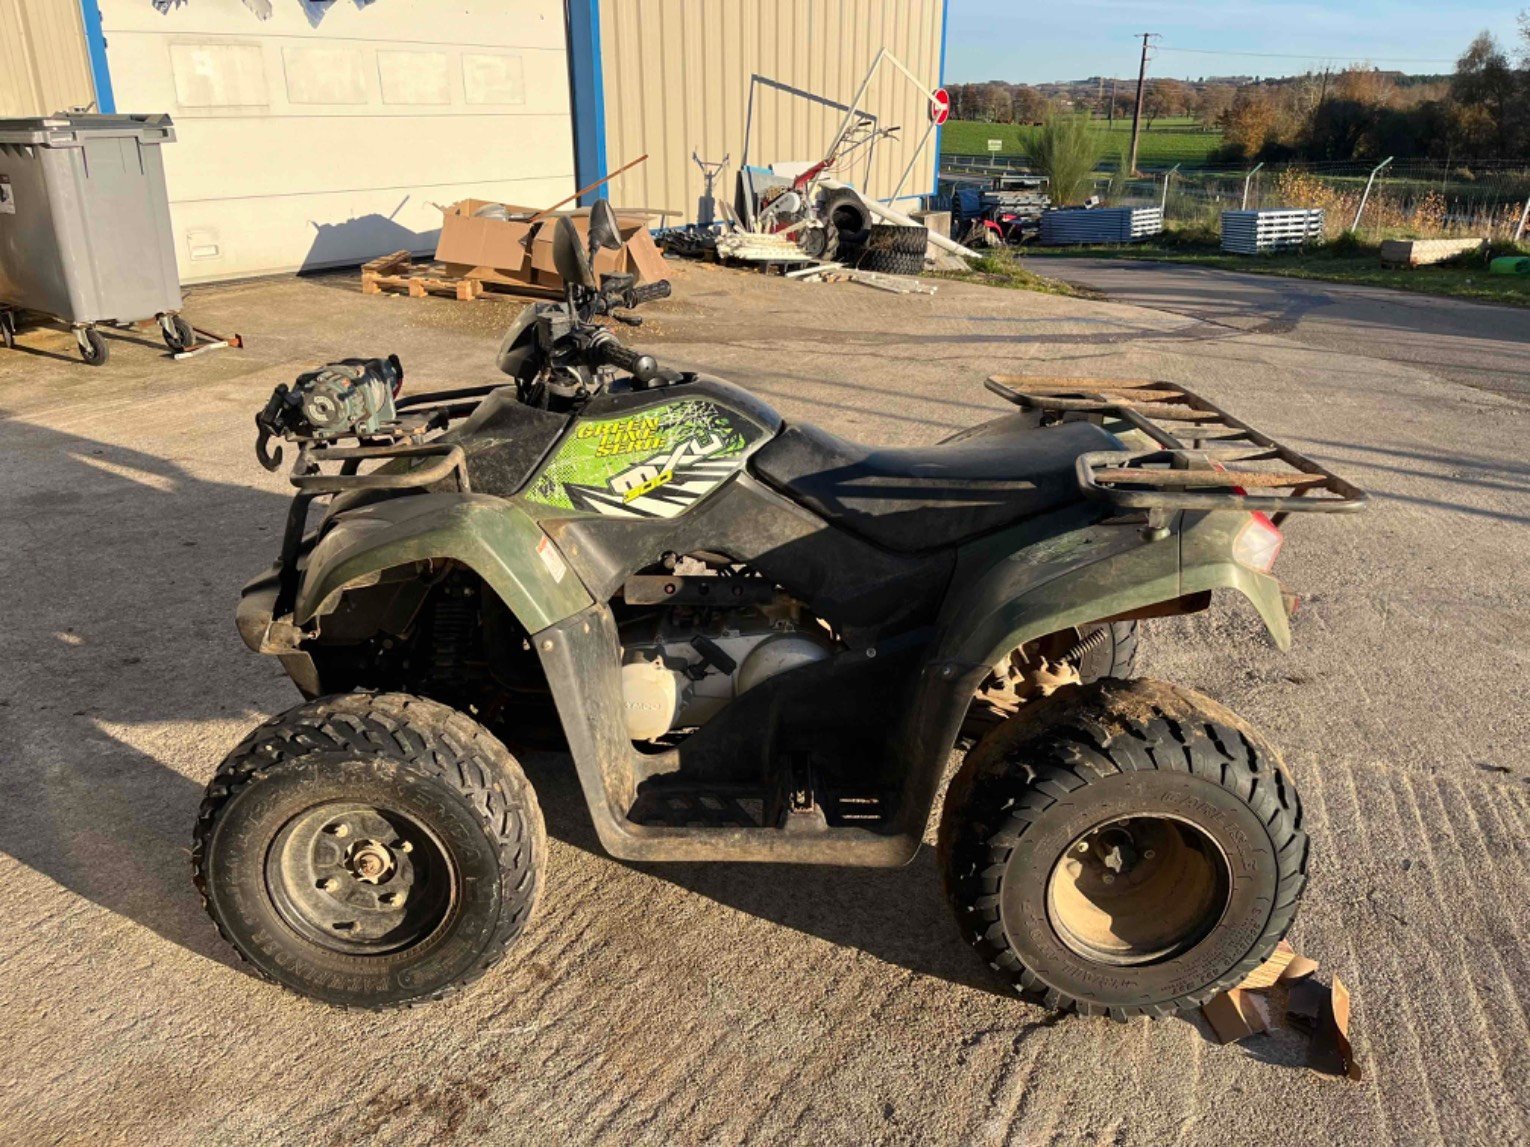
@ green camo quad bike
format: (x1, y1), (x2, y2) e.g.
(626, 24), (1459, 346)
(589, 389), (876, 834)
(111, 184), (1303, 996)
(198, 202), (1367, 1013)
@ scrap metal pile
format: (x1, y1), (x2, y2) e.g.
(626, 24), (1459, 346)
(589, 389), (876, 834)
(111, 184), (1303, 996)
(659, 50), (977, 294)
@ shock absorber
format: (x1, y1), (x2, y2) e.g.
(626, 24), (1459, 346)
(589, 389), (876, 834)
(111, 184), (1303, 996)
(1061, 625), (1110, 666)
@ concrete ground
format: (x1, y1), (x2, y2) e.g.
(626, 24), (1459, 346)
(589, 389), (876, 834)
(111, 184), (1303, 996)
(1, 259), (1525, 1145)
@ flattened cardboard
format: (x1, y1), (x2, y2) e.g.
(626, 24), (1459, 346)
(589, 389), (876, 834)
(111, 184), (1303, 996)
(1237, 940), (1321, 990)
(1202, 988), (1271, 1044)
(623, 227), (669, 282)
(1282, 952), (1321, 983)
(1309, 976), (1363, 1081)
(1238, 940), (1296, 989)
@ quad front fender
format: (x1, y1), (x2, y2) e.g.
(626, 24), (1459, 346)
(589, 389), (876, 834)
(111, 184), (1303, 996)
(295, 493), (592, 632)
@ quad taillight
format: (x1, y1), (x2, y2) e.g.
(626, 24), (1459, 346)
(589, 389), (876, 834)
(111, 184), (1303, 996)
(1233, 511), (1284, 572)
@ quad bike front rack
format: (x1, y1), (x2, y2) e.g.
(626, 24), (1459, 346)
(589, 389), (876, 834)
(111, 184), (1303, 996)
(266, 384), (498, 616)
(986, 376), (1368, 524)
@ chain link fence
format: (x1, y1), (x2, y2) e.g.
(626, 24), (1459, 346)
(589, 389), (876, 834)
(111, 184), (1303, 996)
(1114, 160), (1530, 242)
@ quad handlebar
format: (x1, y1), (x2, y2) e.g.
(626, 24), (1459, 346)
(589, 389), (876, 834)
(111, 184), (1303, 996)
(588, 333), (661, 383)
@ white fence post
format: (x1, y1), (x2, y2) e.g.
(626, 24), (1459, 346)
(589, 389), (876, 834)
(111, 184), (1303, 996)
(1515, 195), (1530, 244)
(1351, 156), (1394, 232)
(1241, 162), (1264, 210)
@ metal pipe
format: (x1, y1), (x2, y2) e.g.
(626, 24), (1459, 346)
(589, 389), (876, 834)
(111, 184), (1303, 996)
(1351, 156), (1394, 232)
(1240, 162), (1264, 210)
(824, 48), (887, 180)
(1161, 163), (1180, 212)
(890, 119), (938, 202)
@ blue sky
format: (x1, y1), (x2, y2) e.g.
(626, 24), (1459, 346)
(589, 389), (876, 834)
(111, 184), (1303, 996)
(945, 0), (1526, 83)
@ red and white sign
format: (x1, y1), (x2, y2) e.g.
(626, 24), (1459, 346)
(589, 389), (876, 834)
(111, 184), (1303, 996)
(929, 87), (951, 125)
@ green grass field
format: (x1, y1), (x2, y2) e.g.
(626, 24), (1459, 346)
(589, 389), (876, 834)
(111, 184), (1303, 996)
(941, 117), (1223, 168)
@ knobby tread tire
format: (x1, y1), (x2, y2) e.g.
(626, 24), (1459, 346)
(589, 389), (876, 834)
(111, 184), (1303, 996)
(938, 677), (1307, 1020)
(856, 246), (925, 276)
(192, 692), (546, 1011)
(863, 223), (930, 255)
(1082, 620), (1138, 681)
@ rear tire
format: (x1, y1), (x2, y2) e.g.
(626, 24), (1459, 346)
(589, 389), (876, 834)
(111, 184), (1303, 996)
(1076, 620), (1139, 681)
(939, 678), (1307, 1019)
(193, 692), (545, 1009)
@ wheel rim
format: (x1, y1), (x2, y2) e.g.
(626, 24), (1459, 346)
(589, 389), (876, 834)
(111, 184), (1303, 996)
(265, 801), (457, 954)
(1045, 814), (1231, 966)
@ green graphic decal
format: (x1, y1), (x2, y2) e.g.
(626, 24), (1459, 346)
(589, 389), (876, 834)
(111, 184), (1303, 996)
(525, 400), (763, 518)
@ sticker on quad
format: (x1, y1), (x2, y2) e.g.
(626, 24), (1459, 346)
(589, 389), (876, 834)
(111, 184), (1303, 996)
(524, 399), (766, 519)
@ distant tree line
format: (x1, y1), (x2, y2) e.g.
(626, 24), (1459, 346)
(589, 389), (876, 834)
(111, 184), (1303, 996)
(948, 13), (1530, 165)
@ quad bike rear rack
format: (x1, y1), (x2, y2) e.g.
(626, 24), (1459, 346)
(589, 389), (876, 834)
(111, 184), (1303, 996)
(986, 376), (1368, 523)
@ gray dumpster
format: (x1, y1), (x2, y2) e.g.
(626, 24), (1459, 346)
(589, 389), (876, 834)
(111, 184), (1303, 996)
(0, 113), (186, 364)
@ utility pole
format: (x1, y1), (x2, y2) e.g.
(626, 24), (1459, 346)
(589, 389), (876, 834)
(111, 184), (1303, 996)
(1128, 33), (1157, 176)
(1109, 77), (1117, 126)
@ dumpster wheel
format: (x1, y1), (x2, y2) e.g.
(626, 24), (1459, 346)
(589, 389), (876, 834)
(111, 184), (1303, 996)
(161, 314), (195, 353)
(77, 327), (109, 367)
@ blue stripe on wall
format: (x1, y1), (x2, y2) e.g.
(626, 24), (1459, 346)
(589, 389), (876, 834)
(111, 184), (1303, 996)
(933, 0), (949, 196)
(79, 0), (115, 114)
(565, 0), (608, 204)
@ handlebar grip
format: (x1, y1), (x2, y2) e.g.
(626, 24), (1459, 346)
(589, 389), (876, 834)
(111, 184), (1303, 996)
(590, 336), (658, 382)
(628, 280), (672, 306)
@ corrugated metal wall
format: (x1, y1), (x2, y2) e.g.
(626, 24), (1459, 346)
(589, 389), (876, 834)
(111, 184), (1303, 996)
(0, 0), (95, 117)
(598, 0), (944, 222)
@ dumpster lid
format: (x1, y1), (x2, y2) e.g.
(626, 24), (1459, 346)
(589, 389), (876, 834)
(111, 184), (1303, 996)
(0, 113), (175, 147)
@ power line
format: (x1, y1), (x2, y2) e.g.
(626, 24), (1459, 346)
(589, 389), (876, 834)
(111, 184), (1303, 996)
(1157, 46), (1458, 65)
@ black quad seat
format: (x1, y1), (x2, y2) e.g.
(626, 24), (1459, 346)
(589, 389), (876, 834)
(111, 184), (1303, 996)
(751, 413), (1117, 553)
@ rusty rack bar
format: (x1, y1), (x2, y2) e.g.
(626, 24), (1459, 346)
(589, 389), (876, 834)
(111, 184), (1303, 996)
(290, 441), (469, 495)
(985, 375), (1368, 520)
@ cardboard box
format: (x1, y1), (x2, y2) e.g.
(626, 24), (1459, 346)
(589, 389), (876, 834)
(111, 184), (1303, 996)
(436, 200), (667, 291)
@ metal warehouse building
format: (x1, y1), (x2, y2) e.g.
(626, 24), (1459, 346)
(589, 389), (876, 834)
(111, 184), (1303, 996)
(2, 0), (947, 282)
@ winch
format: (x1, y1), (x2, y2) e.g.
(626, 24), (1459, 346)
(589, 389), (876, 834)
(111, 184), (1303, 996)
(255, 354), (405, 469)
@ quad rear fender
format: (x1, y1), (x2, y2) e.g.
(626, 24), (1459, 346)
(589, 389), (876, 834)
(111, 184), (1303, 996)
(888, 505), (1291, 841)
(937, 506), (1289, 673)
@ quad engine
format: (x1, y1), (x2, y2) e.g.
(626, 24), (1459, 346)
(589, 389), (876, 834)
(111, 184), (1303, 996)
(619, 565), (832, 742)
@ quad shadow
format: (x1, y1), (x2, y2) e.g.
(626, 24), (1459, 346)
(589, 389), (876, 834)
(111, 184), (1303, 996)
(518, 754), (1005, 998)
(0, 415), (299, 972)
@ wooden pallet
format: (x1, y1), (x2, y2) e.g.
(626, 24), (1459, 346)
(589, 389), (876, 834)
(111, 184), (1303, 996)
(361, 250), (483, 301)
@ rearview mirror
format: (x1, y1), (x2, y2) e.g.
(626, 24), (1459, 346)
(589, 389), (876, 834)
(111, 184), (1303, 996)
(552, 215), (597, 289)
(588, 199), (623, 253)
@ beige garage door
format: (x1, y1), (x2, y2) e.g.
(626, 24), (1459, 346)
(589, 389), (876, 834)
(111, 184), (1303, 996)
(100, 0), (577, 282)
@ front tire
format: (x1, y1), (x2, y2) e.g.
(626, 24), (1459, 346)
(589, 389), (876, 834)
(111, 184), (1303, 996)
(940, 678), (1307, 1019)
(193, 693), (545, 1009)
